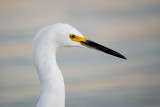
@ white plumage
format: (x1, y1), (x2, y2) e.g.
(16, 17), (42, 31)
(32, 23), (126, 107)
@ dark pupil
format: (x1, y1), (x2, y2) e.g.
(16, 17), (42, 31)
(71, 35), (75, 38)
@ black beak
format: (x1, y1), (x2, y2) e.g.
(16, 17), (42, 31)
(81, 40), (127, 60)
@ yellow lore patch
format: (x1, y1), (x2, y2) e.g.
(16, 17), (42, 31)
(69, 34), (87, 46)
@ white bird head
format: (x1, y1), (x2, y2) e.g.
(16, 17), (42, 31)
(33, 23), (126, 107)
(33, 23), (126, 59)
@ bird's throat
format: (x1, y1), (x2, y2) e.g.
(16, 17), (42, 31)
(34, 46), (65, 107)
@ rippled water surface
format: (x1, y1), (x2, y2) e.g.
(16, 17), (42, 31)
(0, 0), (160, 107)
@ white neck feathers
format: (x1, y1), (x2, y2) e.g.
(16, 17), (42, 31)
(33, 36), (65, 107)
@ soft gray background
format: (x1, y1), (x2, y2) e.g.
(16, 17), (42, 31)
(0, 0), (160, 107)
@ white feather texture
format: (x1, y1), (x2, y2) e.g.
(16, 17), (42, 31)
(32, 23), (84, 107)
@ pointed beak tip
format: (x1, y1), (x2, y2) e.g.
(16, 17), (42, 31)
(120, 55), (127, 60)
(123, 57), (127, 60)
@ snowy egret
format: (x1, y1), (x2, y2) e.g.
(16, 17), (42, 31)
(32, 23), (126, 107)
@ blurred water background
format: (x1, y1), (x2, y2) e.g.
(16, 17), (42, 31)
(0, 0), (160, 107)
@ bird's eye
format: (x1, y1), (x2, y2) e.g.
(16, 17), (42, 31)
(70, 34), (75, 39)
(71, 35), (75, 38)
